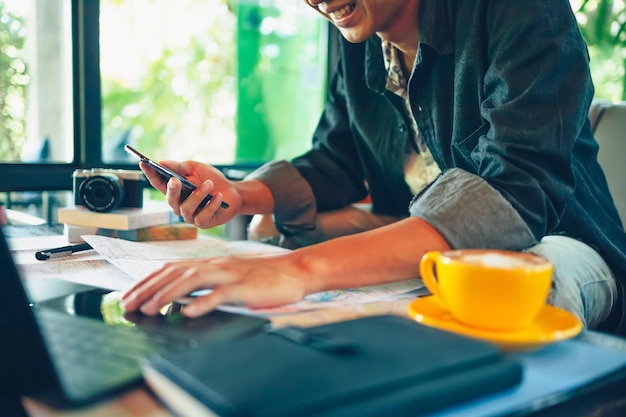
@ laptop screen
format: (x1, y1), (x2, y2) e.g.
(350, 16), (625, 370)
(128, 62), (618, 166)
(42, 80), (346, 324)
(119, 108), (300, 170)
(0, 225), (63, 398)
(0, 225), (269, 407)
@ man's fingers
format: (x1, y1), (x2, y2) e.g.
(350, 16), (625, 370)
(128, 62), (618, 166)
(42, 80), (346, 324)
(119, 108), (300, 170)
(139, 162), (168, 194)
(164, 178), (184, 216)
(121, 262), (190, 311)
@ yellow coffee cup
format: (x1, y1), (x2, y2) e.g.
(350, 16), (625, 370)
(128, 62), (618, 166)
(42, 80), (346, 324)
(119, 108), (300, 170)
(419, 249), (553, 331)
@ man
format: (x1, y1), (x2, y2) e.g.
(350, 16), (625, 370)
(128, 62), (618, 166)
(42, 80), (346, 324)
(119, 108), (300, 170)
(122, 0), (626, 335)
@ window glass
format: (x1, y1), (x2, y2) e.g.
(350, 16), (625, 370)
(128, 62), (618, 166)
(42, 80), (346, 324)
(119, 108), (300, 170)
(100, 0), (327, 165)
(2, 0), (626, 170)
(0, 0), (73, 163)
(0, 0), (326, 167)
(571, 0), (626, 101)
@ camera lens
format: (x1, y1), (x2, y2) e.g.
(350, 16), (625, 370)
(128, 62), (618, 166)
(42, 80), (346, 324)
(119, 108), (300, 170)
(78, 174), (125, 212)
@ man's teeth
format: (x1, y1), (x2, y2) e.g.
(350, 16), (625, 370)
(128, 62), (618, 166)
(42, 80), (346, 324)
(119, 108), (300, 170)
(330, 3), (355, 20)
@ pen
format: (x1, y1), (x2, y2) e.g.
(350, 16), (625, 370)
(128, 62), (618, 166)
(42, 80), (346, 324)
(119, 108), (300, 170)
(35, 242), (93, 261)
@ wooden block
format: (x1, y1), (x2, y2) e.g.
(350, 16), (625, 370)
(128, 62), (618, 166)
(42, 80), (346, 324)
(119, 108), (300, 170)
(117, 223), (198, 241)
(64, 223), (198, 243)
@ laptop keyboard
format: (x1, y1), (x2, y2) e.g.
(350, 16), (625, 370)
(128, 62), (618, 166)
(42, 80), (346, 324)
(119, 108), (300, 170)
(34, 308), (187, 399)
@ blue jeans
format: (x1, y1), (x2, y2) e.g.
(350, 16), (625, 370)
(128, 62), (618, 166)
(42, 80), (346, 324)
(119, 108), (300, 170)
(525, 235), (617, 329)
(249, 210), (617, 329)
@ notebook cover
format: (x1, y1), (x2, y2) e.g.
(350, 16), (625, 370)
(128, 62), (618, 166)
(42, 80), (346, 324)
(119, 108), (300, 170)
(142, 315), (522, 417)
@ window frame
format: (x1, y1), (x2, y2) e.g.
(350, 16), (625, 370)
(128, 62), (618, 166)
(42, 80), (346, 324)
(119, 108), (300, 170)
(0, 0), (91, 192)
(0, 0), (100, 193)
(0, 0), (330, 193)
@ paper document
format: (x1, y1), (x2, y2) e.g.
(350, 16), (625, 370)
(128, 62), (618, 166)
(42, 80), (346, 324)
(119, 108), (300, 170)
(17, 259), (137, 291)
(221, 280), (428, 316)
(11, 235), (136, 291)
(82, 234), (288, 283)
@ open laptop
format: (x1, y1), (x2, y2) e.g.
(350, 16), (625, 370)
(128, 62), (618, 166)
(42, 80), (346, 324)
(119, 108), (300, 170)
(0, 225), (269, 408)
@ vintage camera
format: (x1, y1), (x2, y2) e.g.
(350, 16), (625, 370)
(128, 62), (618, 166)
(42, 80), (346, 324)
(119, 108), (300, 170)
(73, 168), (144, 212)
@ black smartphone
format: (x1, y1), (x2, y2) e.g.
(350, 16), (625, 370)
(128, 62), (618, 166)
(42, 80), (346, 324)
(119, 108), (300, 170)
(124, 144), (229, 209)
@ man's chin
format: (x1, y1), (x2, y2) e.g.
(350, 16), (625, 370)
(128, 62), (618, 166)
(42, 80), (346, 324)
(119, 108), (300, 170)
(337, 28), (370, 44)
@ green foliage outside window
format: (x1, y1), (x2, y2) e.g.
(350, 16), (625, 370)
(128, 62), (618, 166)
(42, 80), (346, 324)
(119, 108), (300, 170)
(2, 1), (626, 164)
(574, 0), (626, 100)
(101, 0), (238, 163)
(0, 2), (28, 161)
(100, 0), (326, 166)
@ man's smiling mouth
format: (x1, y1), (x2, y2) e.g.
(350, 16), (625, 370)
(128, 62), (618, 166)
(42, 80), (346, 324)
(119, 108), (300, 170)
(329, 3), (356, 20)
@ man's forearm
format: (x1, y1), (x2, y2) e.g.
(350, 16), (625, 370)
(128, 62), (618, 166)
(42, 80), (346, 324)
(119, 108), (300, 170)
(286, 216), (451, 295)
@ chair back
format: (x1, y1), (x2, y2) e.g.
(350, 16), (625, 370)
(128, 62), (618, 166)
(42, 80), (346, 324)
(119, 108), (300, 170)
(589, 100), (626, 226)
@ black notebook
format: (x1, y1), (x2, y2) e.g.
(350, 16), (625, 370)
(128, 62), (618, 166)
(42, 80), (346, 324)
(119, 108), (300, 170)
(142, 314), (522, 417)
(0, 225), (269, 408)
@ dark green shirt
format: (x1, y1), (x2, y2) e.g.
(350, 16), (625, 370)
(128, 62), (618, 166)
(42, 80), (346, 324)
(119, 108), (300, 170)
(248, 0), (626, 334)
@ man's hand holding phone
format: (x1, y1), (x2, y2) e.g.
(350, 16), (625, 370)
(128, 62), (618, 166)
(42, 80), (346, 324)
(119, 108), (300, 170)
(124, 145), (241, 228)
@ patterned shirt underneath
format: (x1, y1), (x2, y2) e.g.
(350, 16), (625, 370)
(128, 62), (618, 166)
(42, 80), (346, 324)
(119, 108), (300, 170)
(381, 40), (441, 194)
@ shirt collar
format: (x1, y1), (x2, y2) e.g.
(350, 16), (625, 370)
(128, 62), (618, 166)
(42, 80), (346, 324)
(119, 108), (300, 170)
(363, 0), (454, 92)
(381, 40), (408, 93)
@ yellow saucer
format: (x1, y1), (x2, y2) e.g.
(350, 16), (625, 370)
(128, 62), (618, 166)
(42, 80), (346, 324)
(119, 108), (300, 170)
(407, 296), (583, 351)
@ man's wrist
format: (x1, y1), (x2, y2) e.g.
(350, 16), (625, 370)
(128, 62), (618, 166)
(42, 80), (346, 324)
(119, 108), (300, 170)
(234, 179), (275, 215)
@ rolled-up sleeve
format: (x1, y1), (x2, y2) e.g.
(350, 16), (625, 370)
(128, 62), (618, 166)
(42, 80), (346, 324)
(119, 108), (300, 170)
(245, 160), (317, 234)
(409, 168), (536, 250)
